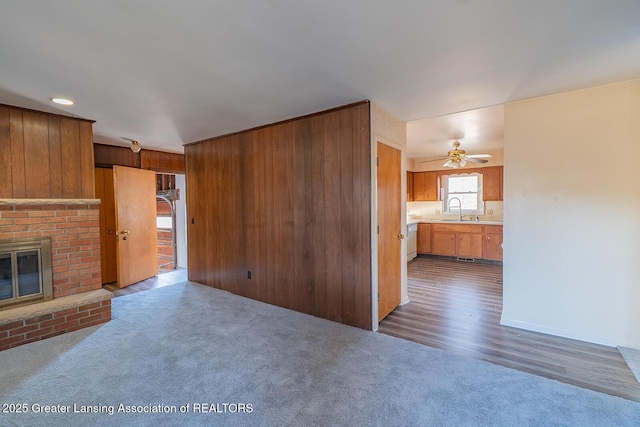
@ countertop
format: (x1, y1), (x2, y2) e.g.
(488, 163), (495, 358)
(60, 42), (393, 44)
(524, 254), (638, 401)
(408, 219), (503, 226)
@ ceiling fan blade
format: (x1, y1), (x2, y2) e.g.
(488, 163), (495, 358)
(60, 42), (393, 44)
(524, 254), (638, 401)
(465, 157), (488, 164)
(419, 157), (449, 163)
(466, 154), (492, 158)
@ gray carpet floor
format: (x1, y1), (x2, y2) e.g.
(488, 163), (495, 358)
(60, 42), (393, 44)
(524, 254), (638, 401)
(1, 281), (639, 426)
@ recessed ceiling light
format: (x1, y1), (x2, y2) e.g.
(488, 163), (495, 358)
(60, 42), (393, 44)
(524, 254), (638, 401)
(50, 97), (75, 106)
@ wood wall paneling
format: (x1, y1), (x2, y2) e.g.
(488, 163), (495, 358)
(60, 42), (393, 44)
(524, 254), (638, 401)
(323, 111), (343, 323)
(185, 101), (372, 329)
(23, 112), (51, 197)
(340, 109), (356, 325)
(80, 122), (95, 198)
(61, 118), (81, 198)
(0, 105), (94, 199)
(48, 116), (63, 197)
(9, 109), (26, 197)
(291, 117), (314, 315)
(95, 167), (117, 284)
(93, 143), (141, 169)
(140, 149), (185, 173)
(0, 108), (12, 198)
(310, 115), (327, 319)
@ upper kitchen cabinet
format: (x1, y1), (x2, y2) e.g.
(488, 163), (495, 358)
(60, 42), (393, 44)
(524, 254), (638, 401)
(483, 166), (503, 201)
(413, 171), (438, 201)
(406, 171), (414, 201)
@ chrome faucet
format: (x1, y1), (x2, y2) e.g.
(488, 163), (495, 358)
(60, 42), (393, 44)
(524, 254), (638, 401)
(448, 197), (462, 221)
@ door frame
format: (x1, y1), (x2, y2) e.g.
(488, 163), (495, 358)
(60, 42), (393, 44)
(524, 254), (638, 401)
(371, 134), (408, 330)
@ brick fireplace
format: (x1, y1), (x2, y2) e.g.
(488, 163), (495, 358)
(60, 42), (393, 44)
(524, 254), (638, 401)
(0, 200), (112, 351)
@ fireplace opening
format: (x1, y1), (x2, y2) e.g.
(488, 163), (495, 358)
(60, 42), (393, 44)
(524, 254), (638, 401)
(0, 237), (53, 311)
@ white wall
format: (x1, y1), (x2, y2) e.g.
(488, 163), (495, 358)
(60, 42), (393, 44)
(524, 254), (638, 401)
(175, 174), (188, 269)
(503, 78), (640, 349)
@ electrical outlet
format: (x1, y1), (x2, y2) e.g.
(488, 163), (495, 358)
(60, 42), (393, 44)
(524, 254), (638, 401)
(487, 209), (493, 215)
(435, 209), (441, 215)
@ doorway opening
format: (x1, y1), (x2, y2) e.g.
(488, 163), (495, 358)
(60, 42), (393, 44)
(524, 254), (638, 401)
(156, 173), (178, 273)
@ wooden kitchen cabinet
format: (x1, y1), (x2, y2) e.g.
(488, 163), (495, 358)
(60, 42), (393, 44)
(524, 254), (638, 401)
(483, 225), (503, 261)
(483, 166), (503, 201)
(432, 223), (484, 258)
(417, 223), (431, 253)
(413, 171), (438, 201)
(407, 171), (414, 201)
(419, 222), (503, 261)
(432, 231), (457, 256)
(458, 233), (483, 258)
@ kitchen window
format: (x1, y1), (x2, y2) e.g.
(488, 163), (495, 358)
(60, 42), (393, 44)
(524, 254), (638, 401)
(443, 173), (483, 214)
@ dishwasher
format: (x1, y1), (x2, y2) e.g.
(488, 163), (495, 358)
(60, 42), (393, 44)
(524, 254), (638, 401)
(407, 223), (417, 261)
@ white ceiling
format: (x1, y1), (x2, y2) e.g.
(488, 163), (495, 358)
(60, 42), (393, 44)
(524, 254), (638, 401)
(1, 1), (639, 155)
(407, 104), (505, 159)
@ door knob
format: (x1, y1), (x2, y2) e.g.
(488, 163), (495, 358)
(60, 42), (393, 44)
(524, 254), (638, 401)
(398, 233), (405, 240)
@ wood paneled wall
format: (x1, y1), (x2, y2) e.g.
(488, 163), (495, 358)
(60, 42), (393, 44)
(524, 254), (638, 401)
(94, 144), (185, 173)
(0, 105), (95, 199)
(141, 149), (185, 173)
(185, 101), (372, 329)
(93, 143), (141, 169)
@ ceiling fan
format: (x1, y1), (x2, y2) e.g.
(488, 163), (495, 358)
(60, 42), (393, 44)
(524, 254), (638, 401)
(421, 140), (492, 168)
(121, 137), (142, 153)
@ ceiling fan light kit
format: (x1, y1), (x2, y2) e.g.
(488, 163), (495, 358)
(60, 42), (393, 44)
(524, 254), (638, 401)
(130, 140), (141, 153)
(439, 140), (490, 168)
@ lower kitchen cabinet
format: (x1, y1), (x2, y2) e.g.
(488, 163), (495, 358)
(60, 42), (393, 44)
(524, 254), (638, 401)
(417, 223), (431, 253)
(421, 222), (502, 261)
(458, 233), (483, 258)
(432, 231), (456, 255)
(483, 225), (503, 261)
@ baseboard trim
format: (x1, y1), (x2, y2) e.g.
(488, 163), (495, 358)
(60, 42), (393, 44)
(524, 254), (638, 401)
(500, 316), (640, 349)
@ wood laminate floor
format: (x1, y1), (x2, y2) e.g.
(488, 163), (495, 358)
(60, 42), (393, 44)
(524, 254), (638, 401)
(378, 257), (640, 402)
(103, 268), (188, 298)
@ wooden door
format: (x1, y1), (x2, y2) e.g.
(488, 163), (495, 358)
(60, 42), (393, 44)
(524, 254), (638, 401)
(95, 168), (117, 283)
(377, 142), (402, 322)
(113, 166), (158, 288)
(458, 233), (483, 258)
